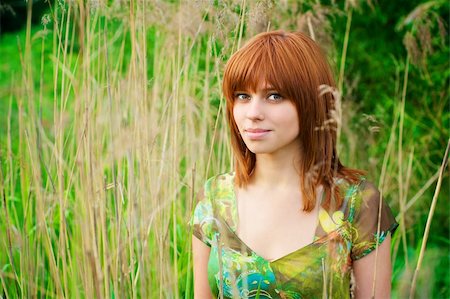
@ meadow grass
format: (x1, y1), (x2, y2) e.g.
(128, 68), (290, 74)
(0, 0), (448, 298)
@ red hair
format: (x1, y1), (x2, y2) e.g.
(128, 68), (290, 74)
(222, 30), (366, 212)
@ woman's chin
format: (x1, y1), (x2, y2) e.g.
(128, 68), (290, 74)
(245, 146), (273, 155)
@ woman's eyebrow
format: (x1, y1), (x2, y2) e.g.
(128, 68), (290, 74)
(233, 87), (278, 94)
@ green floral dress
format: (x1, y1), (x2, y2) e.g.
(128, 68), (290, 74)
(190, 172), (398, 298)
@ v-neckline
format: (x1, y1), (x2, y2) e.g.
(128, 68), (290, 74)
(221, 216), (338, 264)
(223, 172), (328, 264)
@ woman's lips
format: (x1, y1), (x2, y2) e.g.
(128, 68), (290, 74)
(244, 128), (271, 140)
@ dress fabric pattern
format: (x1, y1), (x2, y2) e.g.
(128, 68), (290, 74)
(190, 172), (398, 299)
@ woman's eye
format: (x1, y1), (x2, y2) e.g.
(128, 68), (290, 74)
(235, 94), (250, 101)
(267, 93), (283, 101)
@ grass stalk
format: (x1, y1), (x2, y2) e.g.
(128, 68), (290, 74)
(398, 54), (411, 271)
(337, 7), (353, 94)
(0, 152), (20, 298)
(401, 170), (440, 214)
(409, 139), (450, 298)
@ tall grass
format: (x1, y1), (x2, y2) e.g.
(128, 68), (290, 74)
(0, 0), (448, 298)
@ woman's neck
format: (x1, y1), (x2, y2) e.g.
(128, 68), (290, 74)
(250, 152), (302, 190)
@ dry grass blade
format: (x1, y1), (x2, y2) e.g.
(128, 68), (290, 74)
(396, 170), (440, 219)
(409, 138), (450, 298)
(397, 53), (410, 271)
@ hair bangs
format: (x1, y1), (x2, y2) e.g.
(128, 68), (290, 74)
(223, 35), (309, 105)
(223, 39), (294, 102)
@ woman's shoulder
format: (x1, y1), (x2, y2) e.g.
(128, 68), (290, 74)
(341, 176), (395, 226)
(344, 177), (399, 260)
(335, 173), (378, 195)
(200, 171), (238, 229)
(203, 171), (235, 193)
(345, 176), (381, 207)
(330, 175), (375, 221)
(207, 171), (235, 181)
(333, 174), (368, 201)
(191, 174), (235, 247)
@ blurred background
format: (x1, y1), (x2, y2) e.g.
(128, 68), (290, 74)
(0, 0), (448, 298)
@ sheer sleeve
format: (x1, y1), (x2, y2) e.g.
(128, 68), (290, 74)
(189, 180), (215, 247)
(350, 180), (399, 260)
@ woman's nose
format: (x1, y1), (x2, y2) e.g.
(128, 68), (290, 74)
(246, 97), (265, 120)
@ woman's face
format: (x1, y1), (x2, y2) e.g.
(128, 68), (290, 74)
(232, 82), (301, 156)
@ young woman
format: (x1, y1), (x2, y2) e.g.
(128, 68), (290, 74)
(190, 30), (398, 298)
